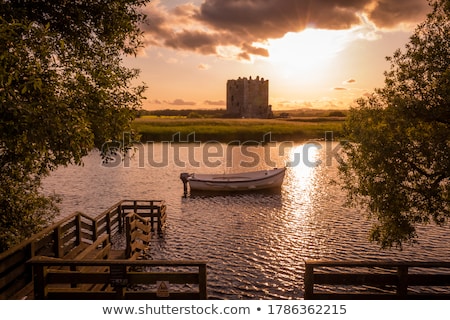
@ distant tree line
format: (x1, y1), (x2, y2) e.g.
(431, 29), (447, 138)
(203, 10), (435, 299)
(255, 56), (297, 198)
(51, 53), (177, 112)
(138, 109), (348, 119)
(138, 109), (227, 118)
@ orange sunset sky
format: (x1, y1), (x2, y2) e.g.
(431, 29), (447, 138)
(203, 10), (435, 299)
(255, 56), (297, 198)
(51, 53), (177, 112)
(123, 0), (432, 111)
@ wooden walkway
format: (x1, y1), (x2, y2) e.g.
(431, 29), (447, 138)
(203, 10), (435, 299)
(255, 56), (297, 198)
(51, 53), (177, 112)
(304, 260), (450, 299)
(4, 198), (450, 300)
(0, 200), (207, 300)
(30, 258), (207, 300)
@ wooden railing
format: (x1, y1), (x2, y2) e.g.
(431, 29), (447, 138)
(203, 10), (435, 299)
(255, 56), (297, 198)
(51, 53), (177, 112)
(0, 210), (113, 299)
(119, 200), (166, 233)
(304, 260), (450, 299)
(72, 234), (111, 261)
(0, 200), (166, 299)
(29, 258), (207, 300)
(125, 213), (151, 260)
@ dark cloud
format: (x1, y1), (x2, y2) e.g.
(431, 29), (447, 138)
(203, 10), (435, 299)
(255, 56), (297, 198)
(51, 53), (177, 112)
(198, 0), (368, 39)
(344, 78), (357, 84)
(164, 29), (219, 55)
(142, 0), (431, 60)
(169, 99), (197, 106)
(204, 100), (225, 106)
(241, 44), (269, 57)
(334, 87), (348, 91)
(368, 0), (430, 28)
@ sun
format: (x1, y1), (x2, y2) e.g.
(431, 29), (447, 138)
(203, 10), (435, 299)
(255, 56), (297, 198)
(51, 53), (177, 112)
(260, 29), (352, 77)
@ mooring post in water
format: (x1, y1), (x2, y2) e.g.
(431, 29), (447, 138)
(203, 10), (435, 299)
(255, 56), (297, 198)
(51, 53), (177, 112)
(180, 173), (190, 198)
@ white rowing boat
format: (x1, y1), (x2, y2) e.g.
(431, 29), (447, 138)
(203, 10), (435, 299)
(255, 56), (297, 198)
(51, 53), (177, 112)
(180, 167), (286, 192)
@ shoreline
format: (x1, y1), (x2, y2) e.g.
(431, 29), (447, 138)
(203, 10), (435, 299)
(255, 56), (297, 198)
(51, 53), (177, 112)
(132, 117), (345, 143)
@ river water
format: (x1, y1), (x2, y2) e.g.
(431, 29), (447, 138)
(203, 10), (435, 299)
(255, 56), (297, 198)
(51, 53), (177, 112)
(42, 142), (450, 299)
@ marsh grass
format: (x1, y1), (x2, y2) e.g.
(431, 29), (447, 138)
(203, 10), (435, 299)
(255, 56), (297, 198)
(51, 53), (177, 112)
(132, 117), (344, 143)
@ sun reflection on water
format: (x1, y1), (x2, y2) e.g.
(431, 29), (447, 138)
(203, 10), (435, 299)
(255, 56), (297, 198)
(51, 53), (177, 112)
(284, 143), (321, 215)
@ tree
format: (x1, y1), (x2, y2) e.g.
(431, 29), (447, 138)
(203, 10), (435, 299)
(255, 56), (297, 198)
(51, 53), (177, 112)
(340, 0), (450, 249)
(0, 0), (149, 252)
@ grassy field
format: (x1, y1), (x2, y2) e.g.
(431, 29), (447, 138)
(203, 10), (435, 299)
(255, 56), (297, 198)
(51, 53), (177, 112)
(132, 116), (345, 143)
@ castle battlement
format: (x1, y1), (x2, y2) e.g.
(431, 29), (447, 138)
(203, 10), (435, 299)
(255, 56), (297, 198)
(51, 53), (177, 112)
(226, 76), (272, 118)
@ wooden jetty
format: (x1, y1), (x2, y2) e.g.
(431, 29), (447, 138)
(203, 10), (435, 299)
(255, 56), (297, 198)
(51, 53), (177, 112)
(0, 200), (207, 300)
(4, 197), (450, 300)
(304, 260), (450, 299)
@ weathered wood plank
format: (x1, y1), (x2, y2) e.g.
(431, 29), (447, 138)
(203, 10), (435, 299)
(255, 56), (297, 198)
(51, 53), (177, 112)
(131, 230), (150, 242)
(61, 243), (89, 259)
(74, 235), (110, 260)
(314, 273), (398, 286)
(80, 221), (95, 233)
(130, 241), (148, 253)
(47, 272), (110, 284)
(0, 262), (28, 289)
(128, 272), (200, 284)
(134, 221), (151, 234)
(34, 234), (56, 256)
(47, 290), (118, 300)
(2, 199), (172, 300)
(60, 219), (77, 234)
(90, 244), (111, 260)
(304, 260), (450, 299)
(408, 274), (450, 286)
(306, 260), (450, 268)
(30, 257), (207, 299)
(0, 249), (27, 274)
(125, 291), (203, 300)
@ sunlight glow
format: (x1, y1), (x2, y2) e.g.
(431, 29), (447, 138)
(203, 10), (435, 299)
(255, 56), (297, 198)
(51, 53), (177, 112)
(261, 29), (353, 77)
(287, 144), (320, 208)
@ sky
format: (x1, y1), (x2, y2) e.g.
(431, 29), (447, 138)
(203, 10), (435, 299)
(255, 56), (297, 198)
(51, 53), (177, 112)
(124, 0), (432, 111)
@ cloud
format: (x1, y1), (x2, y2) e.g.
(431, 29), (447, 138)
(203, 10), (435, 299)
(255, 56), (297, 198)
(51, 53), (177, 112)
(198, 0), (366, 39)
(197, 63), (211, 70)
(334, 87), (348, 91)
(368, 0), (430, 29)
(273, 98), (350, 110)
(168, 99), (197, 106)
(343, 79), (357, 84)
(142, 0), (431, 60)
(164, 29), (219, 55)
(204, 100), (225, 106)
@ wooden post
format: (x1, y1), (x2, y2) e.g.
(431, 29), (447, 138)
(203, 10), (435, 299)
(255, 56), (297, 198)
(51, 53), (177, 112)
(70, 264), (78, 288)
(158, 206), (163, 233)
(150, 201), (155, 232)
(75, 214), (82, 246)
(125, 215), (132, 259)
(118, 204), (123, 233)
(92, 220), (98, 241)
(106, 211), (112, 241)
(304, 264), (314, 299)
(161, 205), (167, 231)
(115, 285), (126, 300)
(54, 226), (63, 258)
(33, 262), (48, 299)
(397, 265), (408, 297)
(26, 242), (36, 283)
(199, 263), (207, 300)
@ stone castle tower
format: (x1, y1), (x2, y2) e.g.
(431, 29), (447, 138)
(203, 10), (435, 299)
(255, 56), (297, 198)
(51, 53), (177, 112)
(226, 76), (272, 118)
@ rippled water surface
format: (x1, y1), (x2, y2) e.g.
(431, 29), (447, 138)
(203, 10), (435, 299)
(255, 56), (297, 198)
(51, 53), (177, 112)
(42, 143), (450, 299)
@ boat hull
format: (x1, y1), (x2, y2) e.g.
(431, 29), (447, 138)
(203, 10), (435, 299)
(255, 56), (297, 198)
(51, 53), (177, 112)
(186, 168), (286, 192)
